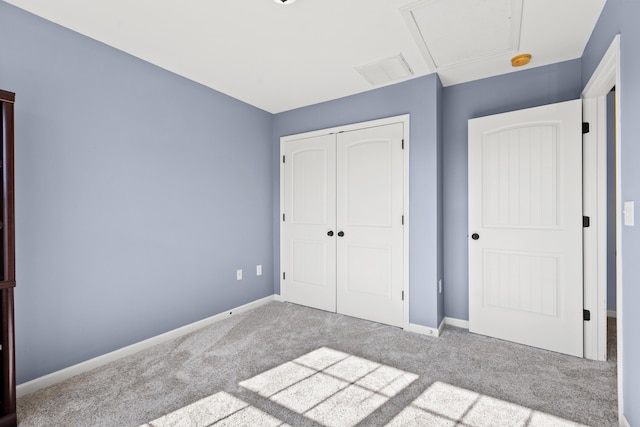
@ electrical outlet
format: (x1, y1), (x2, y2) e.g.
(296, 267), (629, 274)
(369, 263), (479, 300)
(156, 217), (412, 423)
(438, 279), (442, 294)
(257, 265), (262, 276)
(236, 269), (242, 280)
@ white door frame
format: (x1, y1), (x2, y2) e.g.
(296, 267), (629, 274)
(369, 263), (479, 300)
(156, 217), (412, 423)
(581, 34), (622, 418)
(279, 114), (411, 330)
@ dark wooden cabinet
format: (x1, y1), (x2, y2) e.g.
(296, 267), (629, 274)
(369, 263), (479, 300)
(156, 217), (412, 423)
(0, 90), (16, 427)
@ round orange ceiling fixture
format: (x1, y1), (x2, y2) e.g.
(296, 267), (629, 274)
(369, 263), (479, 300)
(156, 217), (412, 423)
(511, 54), (532, 67)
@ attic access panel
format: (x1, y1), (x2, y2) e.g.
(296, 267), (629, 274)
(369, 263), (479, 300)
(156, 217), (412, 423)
(402, 0), (523, 70)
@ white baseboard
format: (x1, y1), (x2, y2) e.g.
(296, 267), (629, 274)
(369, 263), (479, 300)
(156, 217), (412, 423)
(408, 322), (440, 337)
(273, 294), (283, 302)
(408, 317), (469, 337)
(444, 317), (469, 329)
(17, 295), (278, 398)
(607, 309), (617, 318)
(620, 414), (630, 427)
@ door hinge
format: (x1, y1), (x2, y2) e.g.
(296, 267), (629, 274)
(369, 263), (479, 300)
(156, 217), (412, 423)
(283, 272), (286, 280)
(401, 139), (405, 150)
(582, 122), (590, 134)
(282, 155), (285, 163)
(583, 309), (591, 321)
(402, 291), (404, 301)
(402, 215), (404, 225)
(583, 216), (590, 227)
(283, 213), (285, 222)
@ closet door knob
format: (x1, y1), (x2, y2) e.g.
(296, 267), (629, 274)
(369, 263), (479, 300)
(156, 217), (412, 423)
(327, 231), (334, 236)
(471, 233), (480, 240)
(338, 231), (345, 237)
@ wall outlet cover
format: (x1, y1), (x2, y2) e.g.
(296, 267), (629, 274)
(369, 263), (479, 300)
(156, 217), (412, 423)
(624, 201), (634, 226)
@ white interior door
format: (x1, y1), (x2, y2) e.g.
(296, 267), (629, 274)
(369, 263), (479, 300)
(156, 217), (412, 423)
(282, 134), (336, 312)
(336, 123), (404, 327)
(468, 99), (584, 357)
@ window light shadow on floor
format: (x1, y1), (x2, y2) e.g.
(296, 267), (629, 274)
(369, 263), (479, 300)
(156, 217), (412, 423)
(386, 381), (587, 427)
(239, 347), (418, 426)
(141, 347), (587, 427)
(141, 391), (287, 427)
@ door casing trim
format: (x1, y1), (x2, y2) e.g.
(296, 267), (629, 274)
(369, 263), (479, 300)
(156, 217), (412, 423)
(581, 33), (622, 418)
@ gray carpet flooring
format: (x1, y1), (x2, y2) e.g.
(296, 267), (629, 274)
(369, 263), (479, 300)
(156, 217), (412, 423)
(17, 302), (617, 426)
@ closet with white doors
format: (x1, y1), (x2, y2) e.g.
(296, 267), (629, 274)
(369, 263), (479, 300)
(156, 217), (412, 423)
(280, 116), (408, 328)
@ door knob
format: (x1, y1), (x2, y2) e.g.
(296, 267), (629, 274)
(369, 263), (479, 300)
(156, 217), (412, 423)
(471, 233), (480, 240)
(327, 231), (334, 236)
(338, 231), (345, 237)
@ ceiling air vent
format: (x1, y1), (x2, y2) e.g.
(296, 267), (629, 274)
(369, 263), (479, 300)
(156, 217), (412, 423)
(356, 54), (414, 86)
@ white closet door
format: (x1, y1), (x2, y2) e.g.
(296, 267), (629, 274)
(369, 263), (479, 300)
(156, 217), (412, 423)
(282, 134), (337, 312)
(468, 99), (583, 357)
(336, 123), (404, 327)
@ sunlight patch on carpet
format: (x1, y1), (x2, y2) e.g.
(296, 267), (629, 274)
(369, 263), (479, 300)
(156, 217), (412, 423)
(141, 348), (587, 427)
(386, 381), (588, 427)
(240, 347), (419, 427)
(140, 391), (288, 427)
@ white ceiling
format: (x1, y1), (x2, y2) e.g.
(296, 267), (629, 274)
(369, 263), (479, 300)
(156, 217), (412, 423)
(6, 0), (606, 113)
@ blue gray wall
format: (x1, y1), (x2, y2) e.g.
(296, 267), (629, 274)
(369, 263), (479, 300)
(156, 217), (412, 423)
(441, 59), (583, 320)
(273, 75), (444, 328)
(583, 0), (640, 423)
(0, 2), (274, 384)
